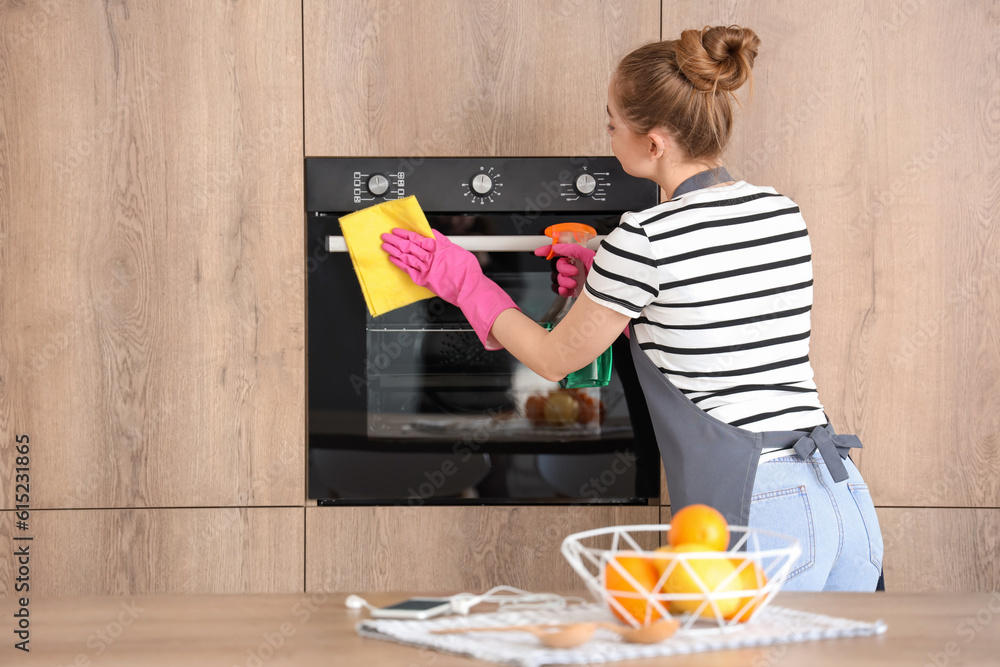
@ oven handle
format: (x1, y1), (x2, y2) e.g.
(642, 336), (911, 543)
(325, 235), (605, 253)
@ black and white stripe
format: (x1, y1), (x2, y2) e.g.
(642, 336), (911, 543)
(585, 180), (827, 432)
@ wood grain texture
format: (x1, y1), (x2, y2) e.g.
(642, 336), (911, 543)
(0, 508), (304, 595)
(660, 463), (670, 506)
(879, 507), (1000, 593)
(3, 592), (1000, 666)
(0, 1), (305, 508)
(669, 505), (999, 594)
(662, 2), (1000, 508)
(306, 505), (659, 592)
(304, 0), (660, 156)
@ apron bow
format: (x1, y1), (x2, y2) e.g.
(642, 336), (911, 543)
(792, 425), (862, 483)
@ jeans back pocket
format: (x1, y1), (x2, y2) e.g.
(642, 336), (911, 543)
(749, 485), (815, 581)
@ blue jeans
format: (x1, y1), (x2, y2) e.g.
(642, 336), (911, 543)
(747, 452), (883, 592)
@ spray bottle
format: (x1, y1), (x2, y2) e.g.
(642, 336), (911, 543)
(539, 223), (612, 388)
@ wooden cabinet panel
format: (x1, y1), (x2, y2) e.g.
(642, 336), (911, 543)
(879, 508), (1000, 593)
(306, 505), (659, 592)
(848, 2), (999, 509)
(661, 3), (1000, 508)
(0, 508), (303, 596)
(304, 0), (660, 156)
(660, 462), (670, 506)
(663, 507), (999, 592)
(0, 1), (304, 508)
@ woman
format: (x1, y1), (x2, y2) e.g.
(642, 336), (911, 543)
(382, 25), (884, 591)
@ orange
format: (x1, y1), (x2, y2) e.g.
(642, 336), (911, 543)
(524, 394), (546, 425)
(660, 543), (741, 619)
(727, 558), (769, 622)
(650, 545), (674, 578)
(604, 554), (663, 625)
(668, 504), (730, 551)
(575, 393), (598, 424)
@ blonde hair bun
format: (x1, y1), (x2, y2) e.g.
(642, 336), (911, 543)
(674, 25), (760, 93)
(612, 26), (760, 160)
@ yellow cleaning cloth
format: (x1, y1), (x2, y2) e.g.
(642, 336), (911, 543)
(338, 196), (436, 317)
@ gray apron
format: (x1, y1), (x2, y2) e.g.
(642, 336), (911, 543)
(628, 328), (862, 529)
(625, 167), (861, 530)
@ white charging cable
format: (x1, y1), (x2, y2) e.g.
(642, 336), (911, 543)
(344, 586), (588, 616)
(447, 585), (588, 615)
(344, 594), (374, 611)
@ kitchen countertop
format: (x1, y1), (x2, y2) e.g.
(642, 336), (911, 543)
(3, 591), (999, 666)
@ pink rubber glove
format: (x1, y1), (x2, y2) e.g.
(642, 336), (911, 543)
(534, 241), (630, 339)
(381, 228), (520, 350)
(533, 243), (597, 298)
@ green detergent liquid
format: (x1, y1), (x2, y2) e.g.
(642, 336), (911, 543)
(542, 321), (613, 388)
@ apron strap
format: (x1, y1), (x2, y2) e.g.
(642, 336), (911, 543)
(792, 425), (863, 482)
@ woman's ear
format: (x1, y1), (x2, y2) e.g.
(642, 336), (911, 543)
(647, 130), (670, 160)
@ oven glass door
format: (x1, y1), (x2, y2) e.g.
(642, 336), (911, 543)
(307, 211), (656, 502)
(365, 272), (631, 442)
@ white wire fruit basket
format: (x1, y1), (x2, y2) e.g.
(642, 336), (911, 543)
(561, 524), (801, 633)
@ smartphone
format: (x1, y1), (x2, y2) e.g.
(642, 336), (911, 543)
(369, 597), (453, 620)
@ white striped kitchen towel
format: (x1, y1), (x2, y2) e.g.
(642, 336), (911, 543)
(356, 603), (887, 667)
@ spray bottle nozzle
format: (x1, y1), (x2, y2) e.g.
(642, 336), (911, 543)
(543, 223), (598, 260)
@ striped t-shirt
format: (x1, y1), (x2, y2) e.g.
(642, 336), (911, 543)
(585, 180), (828, 433)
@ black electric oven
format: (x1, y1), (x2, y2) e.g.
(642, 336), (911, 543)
(306, 157), (660, 505)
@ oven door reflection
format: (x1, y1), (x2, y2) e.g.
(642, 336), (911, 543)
(365, 273), (632, 444)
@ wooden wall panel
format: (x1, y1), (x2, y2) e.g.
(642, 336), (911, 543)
(663, 507), (1000, 593)
(0, 508), (304, 596)
(304, 0), (660, 156)
(0, 1), (305, 508)
(661, 3), (1000, 509)
(879, 508), (1000, 592)
(306, 506), (659, 592)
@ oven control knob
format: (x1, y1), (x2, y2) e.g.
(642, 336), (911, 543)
(574, 173), (597, 196)
(470, 173), (493, 196)
(367, 174), (390, 197)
